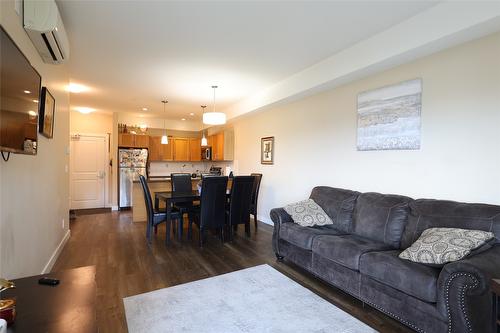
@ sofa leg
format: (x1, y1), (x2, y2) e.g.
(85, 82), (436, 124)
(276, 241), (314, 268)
(275, 253), (284, 261)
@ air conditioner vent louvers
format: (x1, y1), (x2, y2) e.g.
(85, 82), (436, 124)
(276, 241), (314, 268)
(41, 33), (57, 62)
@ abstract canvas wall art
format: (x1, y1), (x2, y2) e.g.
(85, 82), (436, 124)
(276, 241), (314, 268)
(357, 79), (422, 151)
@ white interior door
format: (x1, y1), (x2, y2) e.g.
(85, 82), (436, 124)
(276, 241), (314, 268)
(70, 135), (106, 209)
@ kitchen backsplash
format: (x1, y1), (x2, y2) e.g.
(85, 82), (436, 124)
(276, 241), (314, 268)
(148, 161), (233, 177)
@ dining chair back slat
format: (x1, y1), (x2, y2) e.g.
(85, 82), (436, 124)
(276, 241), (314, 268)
(199, 176), (229, 230)
(250, 173), (262, 228)
(171, 173), (192, 193)
(229, 176), (255, 238)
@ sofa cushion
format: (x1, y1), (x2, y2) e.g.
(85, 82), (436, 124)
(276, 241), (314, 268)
(400, 199), (500, 249)
(284, 199), (333, 227)
(312, 234), (391, 271)
(360, 250), (440, 303)
(309, 186), (360, 233)
(399, 227), (495, 265)
(352, 192), (412, 248)
(279, 224), (346, 250)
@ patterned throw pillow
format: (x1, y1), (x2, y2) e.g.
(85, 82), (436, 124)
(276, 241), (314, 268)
(284, 199), (333, 227)
(399, 228), (494, 265)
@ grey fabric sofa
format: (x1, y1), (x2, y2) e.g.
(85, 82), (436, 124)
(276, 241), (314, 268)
(270, 186), (500, 333)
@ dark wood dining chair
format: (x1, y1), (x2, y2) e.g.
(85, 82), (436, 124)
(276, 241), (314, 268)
(227, 176), (255, 240)
(250, 173), (262, 229)
(188, 176), (228, 247)
(170, 173), (196, 240)
(139, 175), (181, 245)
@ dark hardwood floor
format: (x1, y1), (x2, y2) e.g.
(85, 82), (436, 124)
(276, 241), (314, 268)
(53, 211), (412, 333)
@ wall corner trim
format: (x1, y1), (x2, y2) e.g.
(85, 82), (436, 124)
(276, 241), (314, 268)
(41, 229), (71, 274)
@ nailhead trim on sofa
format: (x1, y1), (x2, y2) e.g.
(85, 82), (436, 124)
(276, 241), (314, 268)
(444, 272), (479, 333)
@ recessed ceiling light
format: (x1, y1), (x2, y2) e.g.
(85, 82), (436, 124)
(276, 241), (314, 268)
(181, 118), (186, 121)
(142, 107), (148, 111)
(27, 110), (37, 116)
(32, 99), (38, 103)
(23, 90), (31, 94)
(74, 106), (96, 114)
(189, 113), (194, 116)
(67, 83), (90, 93)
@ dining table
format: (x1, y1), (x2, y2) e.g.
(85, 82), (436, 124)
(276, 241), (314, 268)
(155, 190), (201, 244)
(155, 189), (233, 244)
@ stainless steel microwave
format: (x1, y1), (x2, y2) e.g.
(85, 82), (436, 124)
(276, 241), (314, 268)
(201, 147), (211, 160)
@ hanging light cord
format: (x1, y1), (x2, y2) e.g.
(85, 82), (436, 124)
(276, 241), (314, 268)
(212, 85), (217, 113)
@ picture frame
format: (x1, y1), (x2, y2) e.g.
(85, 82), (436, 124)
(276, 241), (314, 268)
(261, 136), (274, 165)
(39, 87), (55, 138)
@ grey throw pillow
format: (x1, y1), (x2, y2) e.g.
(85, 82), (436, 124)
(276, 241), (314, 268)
(284, 199), (333, 227)
(399, 227), (494, 265)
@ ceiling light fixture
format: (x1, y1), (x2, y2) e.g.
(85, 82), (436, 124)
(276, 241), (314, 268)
(67, 83), (90, 93)
(32, 99), (38, 103)
(142, 107), (148, 111)
(203, 85), (226, 125)
(181, 118), (186, 121)
(74, 106), (96, 114)
(189, 113), (194, 116)
(27, 110), (37, 117)
(200, 105), (208, 147)
(161, 100), (169, 144)
(23, 90), (31, 94)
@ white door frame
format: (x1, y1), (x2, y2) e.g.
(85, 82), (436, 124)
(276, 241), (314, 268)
(70, 133), (111, 209)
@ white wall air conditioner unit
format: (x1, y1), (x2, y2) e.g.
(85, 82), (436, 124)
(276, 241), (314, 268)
(23, 0), (70, 64)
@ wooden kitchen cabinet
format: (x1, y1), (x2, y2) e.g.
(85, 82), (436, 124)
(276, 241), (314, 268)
(149, 136), (161, 161)
(118, 133), (149, 148)
(161, 138), (174, 160)
(210, 129), (234, 161)
(119, 133), (135, 147)
(134, 135), (149, 148)
(189, 138), (201, 161)
(173, 138), (190, 161)
(149, 136), (173, 161)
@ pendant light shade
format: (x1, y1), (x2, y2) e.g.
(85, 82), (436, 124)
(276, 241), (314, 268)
(201, 136), (208, 146)
(161, 100), (168, 145)
(203, 85), (226, 125)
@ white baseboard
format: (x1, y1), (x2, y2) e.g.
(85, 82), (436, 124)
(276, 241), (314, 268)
(41, 229), (71, 274)
(257, 214), (273, 225)
(111, 205), (119, 211)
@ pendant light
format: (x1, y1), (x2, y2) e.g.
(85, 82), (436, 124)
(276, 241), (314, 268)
(200, 105), (208, 146)
(161, 100), (168, 144)
(202, 85), (226, 125)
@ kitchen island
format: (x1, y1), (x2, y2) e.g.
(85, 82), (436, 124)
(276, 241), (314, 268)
(132, 177), (201, 222)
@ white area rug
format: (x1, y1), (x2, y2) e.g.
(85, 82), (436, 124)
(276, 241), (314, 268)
(123, 264), (377, 333)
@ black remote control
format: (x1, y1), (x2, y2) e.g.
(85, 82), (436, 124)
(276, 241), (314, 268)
(38, 277), (60, 286)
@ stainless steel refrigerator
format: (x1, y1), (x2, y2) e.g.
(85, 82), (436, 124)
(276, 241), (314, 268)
(119, 148), (148, 208)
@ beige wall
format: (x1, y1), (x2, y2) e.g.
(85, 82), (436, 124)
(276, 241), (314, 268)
(233, 32), (500, 224)
(70, 111), (113, 134)
(0, 1), (70, 278)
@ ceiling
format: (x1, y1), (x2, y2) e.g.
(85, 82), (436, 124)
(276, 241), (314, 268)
(58, 1), (438, 122)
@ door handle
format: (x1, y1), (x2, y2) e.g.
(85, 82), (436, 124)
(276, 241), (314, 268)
(97, 171), (105, 179)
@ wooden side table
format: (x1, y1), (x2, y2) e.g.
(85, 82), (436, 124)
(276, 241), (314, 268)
(492, 279), (500, 333)
(2, 266), (96, 333)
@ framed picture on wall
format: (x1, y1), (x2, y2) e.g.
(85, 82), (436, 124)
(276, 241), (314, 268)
(39, 87), (55, 138)
(261, 136), (274, 165)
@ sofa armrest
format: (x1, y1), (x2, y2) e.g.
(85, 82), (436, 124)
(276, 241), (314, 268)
(269, 208), (293, 257)
(437, 245), (500, 333)
(270, 208), (293, 226)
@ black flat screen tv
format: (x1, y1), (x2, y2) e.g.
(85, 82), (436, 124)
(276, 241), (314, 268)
(0, 25), (41, 155)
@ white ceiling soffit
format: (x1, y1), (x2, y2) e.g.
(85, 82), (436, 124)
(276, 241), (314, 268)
(223, 1), (500, 120)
